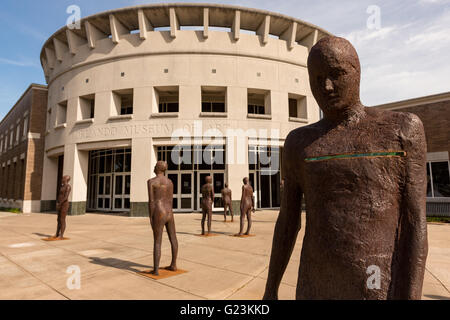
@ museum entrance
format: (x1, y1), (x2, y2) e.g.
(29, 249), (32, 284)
(157, 145), (226, 212)
(87, 148), (131, 212)
(249, 146), (282, 209)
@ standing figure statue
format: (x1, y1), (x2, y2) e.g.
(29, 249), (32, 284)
(264, 36), (428, 300)
(221, 183), (233, 222)
(147, 161), (178, 276)
(54, 175), (71, 240)
(237, 177), (255, 236)
(201, 176), (214, 235)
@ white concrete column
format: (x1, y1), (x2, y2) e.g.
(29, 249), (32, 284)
(130, 137), (155, 216)
(271, 90), (289, 122)
(227, 86), (247, 119)
(307, 94), (320, 123)
(63, 143), (89, 215)
(95, 91), (113, 123)
(226, 136), (249, 214)
(40, 154), (59, 211)
(179, 85), (201, 119)
(133, 86), (152, 120)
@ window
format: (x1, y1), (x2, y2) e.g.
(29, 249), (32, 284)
(79, 95), (95, 120)
(248, 89), (270, 115)
(56, 101), (68, 125)
(4, 134), (7, 151)
(9, 130), (14, 148)
(155, 87), (179, 113)
(427, 161), (450, 198)
(113, 90), (133, 115)
(15, 125), (20, 144)
(23, 117), (28, 138)
(201, 86), (226, 113)
(0, 136), (3, 153)
(288, 94), (307, 119)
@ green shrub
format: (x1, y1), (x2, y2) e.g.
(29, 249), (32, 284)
(0, 207), (22, 214)
(427, 216), (450, 223)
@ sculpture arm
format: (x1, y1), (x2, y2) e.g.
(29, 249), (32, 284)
(393, 115), (428, 299)
(63, 185), (71, 203)
(263, 144), (303, 300)
(147, 180), (154, 223)
(251, 188), (255, 212)
(210, 187), (215, 202)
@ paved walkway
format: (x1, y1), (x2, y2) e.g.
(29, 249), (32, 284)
(0, 211), (449, 300)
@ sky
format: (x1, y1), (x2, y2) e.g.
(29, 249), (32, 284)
(0, 0), (449, 119)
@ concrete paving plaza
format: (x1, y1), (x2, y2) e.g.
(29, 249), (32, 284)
(0, 210), (449, 300)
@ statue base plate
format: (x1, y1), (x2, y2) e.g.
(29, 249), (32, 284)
(138, 267), (187, 280)
(42, 237), (70, 241)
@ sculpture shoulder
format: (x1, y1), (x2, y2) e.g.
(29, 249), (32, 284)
(284, 121), (324, 155)
(367, 107), (426, 150)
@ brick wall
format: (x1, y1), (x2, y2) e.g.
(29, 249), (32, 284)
(396, 100), (450, 155)
(24, 87), (48, 201)
(0, 84), (48, 208)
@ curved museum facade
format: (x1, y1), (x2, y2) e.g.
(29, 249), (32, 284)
(39, 3), (331, 215)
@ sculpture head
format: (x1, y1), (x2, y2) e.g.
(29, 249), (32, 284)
(62, 175), (70, 185)
(225, 183), (228, 188)
(205, 176), (212, 184)
(243, 177), (249, 185)
(308, 36), (362, 120)
(154, 161), (168, 175)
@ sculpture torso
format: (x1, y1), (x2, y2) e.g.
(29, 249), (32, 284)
(57, 183), (71, 205)
(222, 188), (232, 204)
(148, 176), (174, 223)
(201, 183), (214, 204)
(292, 107), (418, 299)
(241, 184), (254, 209)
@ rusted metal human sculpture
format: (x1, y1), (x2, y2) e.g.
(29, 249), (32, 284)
(54, 175), (71, 240)
(221, 183), (233, 222)
(201, 176), (214, 235)
(147, 161), (178, 276)
(263, 36), (428, 300)
(237, 177), (255, 236)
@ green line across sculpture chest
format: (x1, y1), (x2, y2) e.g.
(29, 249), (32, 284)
(305, 151), (407, 162)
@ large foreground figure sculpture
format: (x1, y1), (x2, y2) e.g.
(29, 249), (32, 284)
(54, 175), (71, 240)
(147, 161), (178, 275)
(263, 36), (428, 300)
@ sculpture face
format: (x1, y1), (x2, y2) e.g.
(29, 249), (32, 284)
(205, 176), (212, 184)
(308, 37), (361, 118)
(243, 177), (248, 185)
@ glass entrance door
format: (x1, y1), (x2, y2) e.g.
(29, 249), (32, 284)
(97, 174), (112, 211)
(113, 174), (131, 211)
